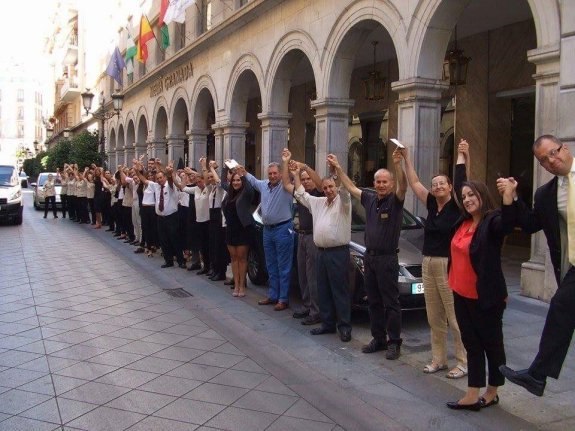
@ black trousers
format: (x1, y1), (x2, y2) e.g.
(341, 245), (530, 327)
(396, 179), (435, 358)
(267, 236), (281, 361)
(68, 196), (77, 220)
(178, 205), (190, 253)
(209, 210), (226, 276)
(113, 200), (123, 233)
(157, 212), (184, 266)
(364, 253), (402, 344)
(317, 246), (351, 332)
(140, 205), (158, 249)
(60, 194), (67, 218)
(44, 196), (57, 217)
(88, 198), (96, 224)
(454, 292), (506, 387)
(122, 205), (135, 240)
(196, 221), (210, 270)
(530, 266), (575, 379)
(102, 193), (112, 227)
(77, 197), (89, 223)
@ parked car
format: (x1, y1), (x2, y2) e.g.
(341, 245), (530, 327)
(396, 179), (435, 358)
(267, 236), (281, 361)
(248, 189), (426, 311)
(19, 171), (28, 188)
(0, 163), (23, 225)
(31, 172), (62, 210)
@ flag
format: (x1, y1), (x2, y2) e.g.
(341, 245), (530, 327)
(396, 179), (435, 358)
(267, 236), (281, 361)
(159, 0), (170, 50)
(105, 47), (126, 86)
(164, 0), (195, 25)
(136, 15), (155, 63)
(125, 27), (137, 76)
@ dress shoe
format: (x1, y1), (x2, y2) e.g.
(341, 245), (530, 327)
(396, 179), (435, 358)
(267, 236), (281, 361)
(258, 298), (278, 305)
(362, 338), (388, 354)
(206, 271), (215, 278)
(134, 247), (145, 254)
(178, 263), (187, 269)
(446, 401), (481, 411)
(292, 309), (310, 319)
(498, 366), (546, 397)
(123, 239), (133, 243)
(196, 268), (209, 275)
(224, 279), (234, 286)
(339, 328), (352, 342)
(274, 302), (288, 311)
(188, 263), (202, 271)
(310, 326), (336, 335)
(301, 315), (322, 325)
(161, 263), (174, 268)
(386, 343), (401, 360)
(479, 395), (499, 408)
(210, 273), (226, 281)
(106, 228), (114, 232)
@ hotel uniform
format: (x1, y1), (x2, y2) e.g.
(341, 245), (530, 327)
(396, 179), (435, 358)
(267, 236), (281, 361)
(67, 176), (77, 221)
(181, 183), (212, 273)
(208, 182), (227, 280)
(59, 175), (67, 218)
(43, 178), (58, 218)
(75, 177), (89, 223)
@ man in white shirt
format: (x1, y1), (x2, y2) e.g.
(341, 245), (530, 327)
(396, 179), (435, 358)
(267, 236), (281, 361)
(293, 153), (352, 342)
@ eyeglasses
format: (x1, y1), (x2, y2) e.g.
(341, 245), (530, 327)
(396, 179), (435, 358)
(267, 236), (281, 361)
(538, 144), (563, 165)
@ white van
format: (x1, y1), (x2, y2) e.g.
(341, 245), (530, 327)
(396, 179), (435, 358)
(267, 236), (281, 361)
(0, 163), (23, 225)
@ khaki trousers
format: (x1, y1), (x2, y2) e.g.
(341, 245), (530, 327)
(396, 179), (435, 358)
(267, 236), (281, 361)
(422, 256), (466, 367)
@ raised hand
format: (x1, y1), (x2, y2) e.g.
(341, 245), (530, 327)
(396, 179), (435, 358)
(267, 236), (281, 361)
(326, 154), (340, 170)
(458, 139), (470, 158)
(392, 149), (403, 164)
(281, 148), (291, 163)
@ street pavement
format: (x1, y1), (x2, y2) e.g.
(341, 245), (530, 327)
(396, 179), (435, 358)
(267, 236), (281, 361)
(0, 192), (572, 430)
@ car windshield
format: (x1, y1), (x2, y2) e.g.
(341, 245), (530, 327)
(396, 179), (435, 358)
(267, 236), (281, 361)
(37, 173), (61, 186)
(0, 166), (15, 186)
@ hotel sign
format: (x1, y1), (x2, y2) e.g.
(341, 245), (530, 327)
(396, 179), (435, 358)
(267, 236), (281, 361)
(150, 61), (194, 97)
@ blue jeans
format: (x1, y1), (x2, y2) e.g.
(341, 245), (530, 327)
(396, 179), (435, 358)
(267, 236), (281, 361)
(263, 221), (294, 303)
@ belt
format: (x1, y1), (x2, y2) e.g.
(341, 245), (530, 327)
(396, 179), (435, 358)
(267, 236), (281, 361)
(295, 229), (312, 235)
(366, 249), (398, 256)
(265, 219), (290, 229)
(317, 245), (348, 251)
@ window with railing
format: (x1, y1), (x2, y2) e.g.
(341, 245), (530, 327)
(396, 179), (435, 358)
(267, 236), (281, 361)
(17, 123), (24, 138)
(239, 0), (249, 7)
(201, 1), (212, 33)
(17, 89), (24, 102)
(156, 27), (166, 63)
(17, 107), (24, 120)
(175, 22), (186, 51)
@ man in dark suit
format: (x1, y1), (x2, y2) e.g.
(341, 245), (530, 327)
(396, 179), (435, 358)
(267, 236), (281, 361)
(499, 135), (575, 397)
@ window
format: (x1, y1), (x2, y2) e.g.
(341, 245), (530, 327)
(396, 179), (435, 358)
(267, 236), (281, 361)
(156, 27), (166, 63)
(17, 89), (24, 102)
(17, 107), (24, 120)
(239, 0), (248, 7)
(17, 123), (24, 138)
(202, 1), (212, 33)
(176, 22), (186, 51)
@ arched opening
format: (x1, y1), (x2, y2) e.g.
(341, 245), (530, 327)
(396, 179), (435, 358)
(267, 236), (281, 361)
(270, 49), (317, 169)
(328, 21), (398, 186)
(108, 128), (116, 170)
(230, 69), (261, 175)
(126, 119), (135, 149)
(192, 87), (216, 165)
(136, 115), (148, 157)
(154, 106), (168, 163)
(117, 124), (125, 166)
(171, 98), (189, 168)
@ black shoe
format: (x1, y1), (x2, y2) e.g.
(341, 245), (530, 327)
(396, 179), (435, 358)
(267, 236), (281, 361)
(54, 216), (58, 219)
(43, 215), (47, 218)
(479, 395), (499, 408)
(196, 269), (209, 275)
(498, 366), (546, 397)
(362, 338), (388, 354)
(446, 401), (481, 411)
(224, 279), (234, 286)
(301, 315), (321, 326)
(178, 263), (187, 269)
(188, 263), (201, 271)
(161, 263), (174, 268)
(210, 274), (226, 281)
(339, 328), (352, 342)
(206, 271), (215, 278)
(310, 326), (336, 335)
(386, 343), (401, 360)
(292, 309), (310, 319)
(106, 228), (114, 232)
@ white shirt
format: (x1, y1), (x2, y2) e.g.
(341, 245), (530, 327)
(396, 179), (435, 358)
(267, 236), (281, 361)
(43, 179), (56, 197)
(75, 179), (87, 198)
(179, 190), (190, 207)
(148, 180), (179, 216)
(142, 184), (156, 206)
(558, 163), (575, 279)
(209, 183), (225, 209)
(294, 185), (351, 248)
(182, 184), (212, 223)
(122, 178), (134, 207)
(68, 179), (76, 196)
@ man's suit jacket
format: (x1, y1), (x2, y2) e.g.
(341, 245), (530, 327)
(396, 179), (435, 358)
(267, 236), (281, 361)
(516, 177), (562, 286)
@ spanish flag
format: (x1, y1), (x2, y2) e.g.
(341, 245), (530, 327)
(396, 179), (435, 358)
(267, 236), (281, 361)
(136, 15), (155, 63)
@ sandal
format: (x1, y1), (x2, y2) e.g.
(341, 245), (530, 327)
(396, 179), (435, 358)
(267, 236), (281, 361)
(446, 365), (468, 379)
(423, 363), (448, 374)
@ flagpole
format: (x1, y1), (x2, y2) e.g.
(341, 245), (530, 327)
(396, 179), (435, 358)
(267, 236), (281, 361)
(145, 14), (166, 52)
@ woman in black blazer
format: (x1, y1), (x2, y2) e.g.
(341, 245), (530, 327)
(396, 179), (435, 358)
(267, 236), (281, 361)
(446, 179), (517, 411)
(222, 171), (255, 297)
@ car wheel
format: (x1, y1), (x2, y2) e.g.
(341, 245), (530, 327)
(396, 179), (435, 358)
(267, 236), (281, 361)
(247, 247), (268, 286)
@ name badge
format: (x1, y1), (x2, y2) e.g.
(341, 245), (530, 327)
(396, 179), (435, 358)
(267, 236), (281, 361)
(380, 213), (389, 220)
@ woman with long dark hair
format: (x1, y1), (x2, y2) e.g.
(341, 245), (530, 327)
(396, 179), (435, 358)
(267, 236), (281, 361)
(222, 170), (255, 297)
(445, 177), (517, 410)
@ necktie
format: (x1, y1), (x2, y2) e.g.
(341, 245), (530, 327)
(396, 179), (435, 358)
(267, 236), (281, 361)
(212, 189), (216, 209)
(159, 185), (165, 212)
(567, 172), (575, 265)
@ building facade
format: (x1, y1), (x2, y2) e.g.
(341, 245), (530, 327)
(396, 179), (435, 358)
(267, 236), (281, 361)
(92, 0), (568, 301)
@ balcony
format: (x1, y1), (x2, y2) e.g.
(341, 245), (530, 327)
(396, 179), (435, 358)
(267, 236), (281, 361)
(63, 35), (78, 65)
(60, 77), (80, 103)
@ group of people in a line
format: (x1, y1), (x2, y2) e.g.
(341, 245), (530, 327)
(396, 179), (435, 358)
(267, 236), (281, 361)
(46, 133), (574, 411)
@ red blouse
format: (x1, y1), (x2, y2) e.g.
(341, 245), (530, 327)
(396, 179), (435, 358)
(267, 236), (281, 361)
(448, 219), (478, 299)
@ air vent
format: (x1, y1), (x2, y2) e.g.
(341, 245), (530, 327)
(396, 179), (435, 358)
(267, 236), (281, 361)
(162, 288), (193, 298)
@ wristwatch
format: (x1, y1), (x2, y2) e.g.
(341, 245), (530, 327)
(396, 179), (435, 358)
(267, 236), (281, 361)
(331, 174), (338, 180)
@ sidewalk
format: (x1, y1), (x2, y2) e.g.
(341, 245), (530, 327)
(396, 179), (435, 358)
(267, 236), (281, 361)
(0, 198), (573, 430)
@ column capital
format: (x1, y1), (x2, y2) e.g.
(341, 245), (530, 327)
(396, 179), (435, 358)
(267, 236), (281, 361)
(212, 121), (249, 132)
(257, 112), (293, 124)
(186, 128), (211, 137)
(150, 139), (167, 145)
(310, 98), (354, 114)
(165, 134), (188, 142)
(528, 44), (561, 82)
(391, 78), (449, 103)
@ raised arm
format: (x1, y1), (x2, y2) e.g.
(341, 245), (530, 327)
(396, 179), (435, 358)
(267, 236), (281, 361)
(208, 160), (221, 184)
(281, 148), (295, 194)
(453, 139), (470, 203)
(400, 148), (429, 204)
(133, 160), (149, 185)
(392, 149), (407, 202)
(329, 154), (362, 200)
(299, 163), (322, 192)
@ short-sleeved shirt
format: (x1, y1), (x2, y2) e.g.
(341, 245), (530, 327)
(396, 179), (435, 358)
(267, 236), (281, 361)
(448, 220), (478, 299)
(423, 194), (461, 257)
(361, 191), (404, 253)
(245, 172), (292, 225)
(43, 180), (56, 197)
(75, 179), (87, 198)
(295, 189), (322, 231)
(148, 180), (179, 216)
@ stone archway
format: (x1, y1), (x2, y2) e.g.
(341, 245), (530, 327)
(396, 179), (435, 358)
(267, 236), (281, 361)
(108, 127), (117, 170)
(125, 118), (136, 166)
(153, 106), (169, 163)
(116, 124), (125, 167)
(190, 81), (217, 169)
(136, 112), (148, 159)
(169, 95), (189, 167)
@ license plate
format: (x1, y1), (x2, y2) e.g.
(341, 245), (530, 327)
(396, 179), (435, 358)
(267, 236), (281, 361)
(411, 282), (424, 294)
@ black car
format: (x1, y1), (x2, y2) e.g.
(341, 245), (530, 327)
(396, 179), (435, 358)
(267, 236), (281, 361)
(247, 190), (426, 311)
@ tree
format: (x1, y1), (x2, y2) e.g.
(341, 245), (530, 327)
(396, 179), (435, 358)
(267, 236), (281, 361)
(44, 139), (71, 171)
(68, 131), (101, 169)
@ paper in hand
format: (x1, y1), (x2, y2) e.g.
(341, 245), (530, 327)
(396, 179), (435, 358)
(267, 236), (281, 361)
(225, 159), (239, 169)
(390, 139), (405, 149)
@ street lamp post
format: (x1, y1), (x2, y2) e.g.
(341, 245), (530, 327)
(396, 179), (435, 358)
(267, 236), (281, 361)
(81, 89), (124, 167)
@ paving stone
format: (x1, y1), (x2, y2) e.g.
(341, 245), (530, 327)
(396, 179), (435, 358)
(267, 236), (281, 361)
(152, 346), (205, 362)
(232, 390), (298, 414)
(204, 406), (278, 431)
(0, 416), (59, 431)
(59, 381), (131, 405)
(0, 388), (53, 415)
(50, 345), (108, 361)
(0, 367), (47, 388)
(126, 416), (199, 430)
(212, 343), (245, 357)
(208, 369), (269, 390)
(54, 362), (117, 380)
(184, 383), (249, 405)
(192, 352), (245, 369)
(46, 331), (99, 345)
(107, 327), (156, 341)
(139, 331), (190, 346)
(265, 416), (335, 431)
(255, 376), (298, 396)
(51, 375), (89, 396)
(45, 356), (80, 372)
(231, 358), (268, 375)
(17, 374), (56, 396)
(0, 335), (36, 349)
(86, 350), (144, 367)
(153, 398), (226, 425)
(79, 335), (132, 350)
(67, 406), (145, 431)
(176, 337), (226, 351)
(163, 323), (208, 336)
(283, 399), (334, 423)
(0, 350), (42, 367)
(115, 340), (166, 356)
(95, 368), (159, 389)
(105, 389), (176, 414)
(125, 356), (184, 374)
(168, 363), (226, 382)
(16, 356), (51, 373)
(138, 374), (202, 397)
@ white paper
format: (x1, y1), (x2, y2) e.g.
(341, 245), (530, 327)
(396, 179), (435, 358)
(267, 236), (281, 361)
(225, 159), (239, 169)
(390, 138), (405, 149)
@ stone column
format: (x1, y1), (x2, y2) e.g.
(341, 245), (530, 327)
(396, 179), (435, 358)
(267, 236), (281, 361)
(309, 99), (354, 178)
(166, 134), (187, 168)
(134, 143), (147, 160)
(186, 128), (210, 169)
(107, 150), (116, 171)
(222, 121), (249, 165)
(150, 140), (167, 164)
(212, 124), (225, 168)
(257, 112), (292, 173)
(520, 45), (561, 301)
(123, 144), (135, 168)
(391, 78), (449, 216)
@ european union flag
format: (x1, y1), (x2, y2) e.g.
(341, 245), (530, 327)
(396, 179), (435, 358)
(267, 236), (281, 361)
(106, 47), (126, 86)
